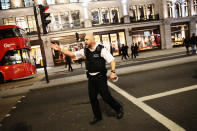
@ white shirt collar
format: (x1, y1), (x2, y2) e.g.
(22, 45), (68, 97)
(89, 43), (99, 52)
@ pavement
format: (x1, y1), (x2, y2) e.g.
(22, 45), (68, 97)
(0, 47), (197, 98)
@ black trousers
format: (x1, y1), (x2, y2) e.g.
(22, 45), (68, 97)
(88, 73), (122, 119)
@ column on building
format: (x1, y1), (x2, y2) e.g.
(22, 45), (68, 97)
(160, 20), (172, 49)
(188, 0), (194, 16)
(43, 36), (55, 67)
(121, 0), (130, 23)
(189, 17), (197, 36)
(172, 2), (176, 18)
(181, 1), (185, 17)
(162, 0), (168, 19)
(125, 28), (132, 54)
(82, 2), (92, 28)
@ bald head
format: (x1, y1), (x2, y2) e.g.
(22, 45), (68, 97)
(85, 34), (96, 49)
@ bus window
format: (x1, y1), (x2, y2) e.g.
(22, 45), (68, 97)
(0, 50), (23, 66)
(14, 28), (26, 37)
(21, 49), (31, 63)
(0, 28), (16, 39)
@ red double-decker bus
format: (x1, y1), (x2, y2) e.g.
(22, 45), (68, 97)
(0, 25), (37, 83)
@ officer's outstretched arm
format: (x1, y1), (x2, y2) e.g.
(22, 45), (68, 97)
(50, 43), (76, 59)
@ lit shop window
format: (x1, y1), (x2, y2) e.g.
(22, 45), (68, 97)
(71, 10), (80, 27)
(94, 35), (101, 44)
(171, 24), (189, 46)
(70, 0), (78, 3)
(16, 17), (28, 29)
(91, 10), (100, 25)
(46, 0), (55, 5)
(1, 0), (10, 9)
(111, 8), (119, 24)
(101, 8), (110, 24)
(167, 1), (173, 18)
(27, 15), (37, 34)
(23, 0), (33, 7)
(60, 12), (70, 29)
(3, 17), (15, 25)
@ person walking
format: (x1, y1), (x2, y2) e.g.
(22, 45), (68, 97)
(65, 55), (73, 72)
(131, 44), (136, 59)
(134, 43), (139, 56)
(183, 37), (190, 55)
(50, 34), (123, 125)
(121, 44), (127, 60)
(190, 33), (196, 54)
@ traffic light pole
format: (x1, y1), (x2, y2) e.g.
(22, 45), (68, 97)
(33, 4), (49, 83)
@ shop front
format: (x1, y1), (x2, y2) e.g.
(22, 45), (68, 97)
(30, 40), (43, 68)
(51, 33), (86, 66)
(171, 22), (189, 47)
(93, 29), (126, 56)
(131, 26), (161, 51)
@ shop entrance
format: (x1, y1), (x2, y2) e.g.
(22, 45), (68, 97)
(171, 22), (189, 47)
(94, 29), (126, 56)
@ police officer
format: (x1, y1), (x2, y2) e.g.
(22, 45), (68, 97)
(50, 34), (123, 125)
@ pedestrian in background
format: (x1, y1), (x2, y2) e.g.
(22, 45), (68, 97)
(131, 44), (136, 59)
(65, 55), (73, 72)
(190, 33), (196, 54)
(121, 44), (127, 60)
(183, 37), (190, 55)
(134, 43), (139, 56)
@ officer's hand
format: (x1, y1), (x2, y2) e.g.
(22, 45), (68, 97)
(50, 43), (61, 51)
(110, 72), (117, 81)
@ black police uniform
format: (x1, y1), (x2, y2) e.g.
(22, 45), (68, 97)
(85, 45), (122, 120)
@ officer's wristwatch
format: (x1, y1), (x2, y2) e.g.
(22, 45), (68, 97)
(111, 70), (116, 73)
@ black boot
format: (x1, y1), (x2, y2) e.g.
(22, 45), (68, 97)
(89, 117), (102, 125)
(116, 107), (124, 119)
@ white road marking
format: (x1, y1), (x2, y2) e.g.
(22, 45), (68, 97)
(139, 85), (197, 101)
(108, 81), (186, 131)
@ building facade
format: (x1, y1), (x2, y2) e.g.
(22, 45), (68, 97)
(0, 0), (197, 67)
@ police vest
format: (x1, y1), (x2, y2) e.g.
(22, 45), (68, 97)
(84, 45), (106, 73)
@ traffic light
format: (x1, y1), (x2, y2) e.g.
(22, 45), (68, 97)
(39, 5), (51, 34)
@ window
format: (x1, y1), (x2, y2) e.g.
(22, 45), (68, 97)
(16, 17), (28, 29)
(60, 12), (70, 29)
(111, 8), (119, 24)
(183, 0), (189, 17)
(27, 16), (37, 34)
(138, 5), (145, 20)
(23, 0), (33, 7)
(194, 0), (197, 15)
(71, 10), (80, 27)
(129, 6), (137, 21)
(175, 2), (182, 18)
(0, 28), (16, 40)
(91, 10), (100, 25)
(1, 0), (10, 9)
(3, 17), (15, 25)
(101, 8), (110, 24)
(70, 0), (78, 3)
(146, 4), (154, 19)
(46, 0), (55, 5)
(0, 49), (31, 66)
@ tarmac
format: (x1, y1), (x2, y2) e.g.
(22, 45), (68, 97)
(0, 47), (197, 98)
